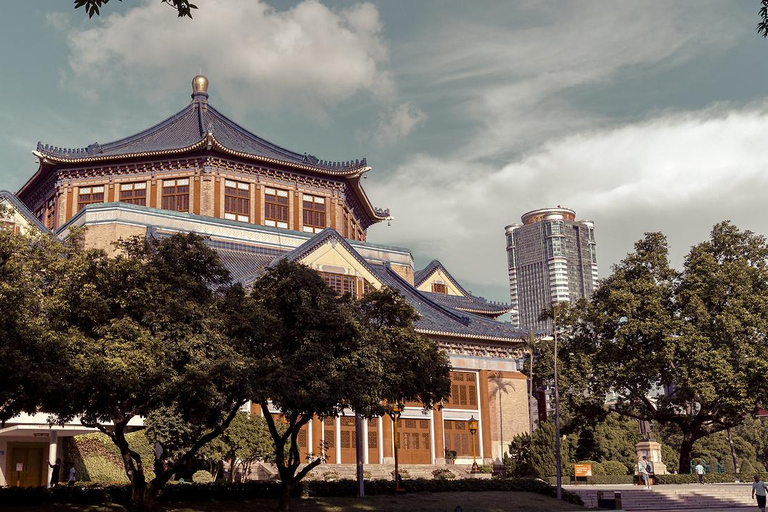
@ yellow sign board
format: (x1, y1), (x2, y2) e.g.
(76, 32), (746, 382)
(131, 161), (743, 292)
(574, 463), (592, 477)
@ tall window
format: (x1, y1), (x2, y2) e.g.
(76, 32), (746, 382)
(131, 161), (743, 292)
(443, 420), (477, 457)
(162, 178), (189, 212)
(320, 272), (356, 297)
(432, 283), (447, 294)
(78, 186), (105, 211)
(119, 182), (147, 206)
(224, 180), (250, 222)
(443, 372), (478, 409)
(264, 187), (289, 228)
(302, 194), (326, 233)
(45, 197), (56, 230)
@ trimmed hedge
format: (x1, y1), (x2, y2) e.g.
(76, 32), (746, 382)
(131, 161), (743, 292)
(656, 472), (768, 485)
(547, 475), (635, 485)
(0, 477), (583, 507)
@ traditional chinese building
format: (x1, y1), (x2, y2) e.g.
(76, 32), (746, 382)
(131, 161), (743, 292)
(1, 77), (531, 486)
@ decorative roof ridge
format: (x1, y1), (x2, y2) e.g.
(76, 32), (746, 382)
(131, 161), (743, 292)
(0, 190), (49, 233)
(413, 259), (471, 296)
(422, 292), (514, 314)
(36, 104), (195, 157)
(376, 262), (471, 326)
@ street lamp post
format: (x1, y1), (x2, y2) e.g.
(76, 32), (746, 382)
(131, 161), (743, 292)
(552, 306), (562, 501)
(391, 402), (405, 494)
(468, 415), (479, 473)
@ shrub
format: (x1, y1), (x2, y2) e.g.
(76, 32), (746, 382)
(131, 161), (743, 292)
(655, 472), (768, 485)
(192, 470), (213, 484)
(478, 464), (493, 474)
(432, 468), (456, 480)
(322, 470), (340, 482)
(602, 460), (630, 476)
(391, 469), (411, 480)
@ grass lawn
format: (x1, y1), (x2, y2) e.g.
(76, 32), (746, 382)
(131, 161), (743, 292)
(1, 492), (585, 511)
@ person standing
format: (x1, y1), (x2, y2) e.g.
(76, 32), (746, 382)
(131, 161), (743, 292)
(753, 474), (767, 512)
(67, 463), (76, 487)
(638, 456), (651, 489)
(46, 458), (61, 487)
(695, 462), (705, 484)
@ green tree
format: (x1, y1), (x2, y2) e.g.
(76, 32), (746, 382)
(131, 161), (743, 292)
(45, 234), (260, 511)
(530, 420), (569, 478)
(74, 0), (197, 19)
(243, 261), (450, 511)
(0, 229), (73, 426)
(505, 432), (534, 477)
(561, 222), (768, 474)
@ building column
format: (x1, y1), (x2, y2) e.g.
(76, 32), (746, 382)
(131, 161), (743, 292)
(378, 416), (384, 464)
(307, 418), (314, 462)
(429, 411), (436, 464)
(47, 431), (58, 488)
(335, 416), (341, 464)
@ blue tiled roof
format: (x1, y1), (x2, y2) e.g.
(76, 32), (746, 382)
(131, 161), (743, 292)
(422, 292), (513, 317)
(36, 103), (365, 173)
(372, 263), (527, 342)
(148, 227), (286, 286)
(414, 259), (512, 317)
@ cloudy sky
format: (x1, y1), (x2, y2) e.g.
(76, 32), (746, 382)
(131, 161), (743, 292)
(1, 0), (767, 302)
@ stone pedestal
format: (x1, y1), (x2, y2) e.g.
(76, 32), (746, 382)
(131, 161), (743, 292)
(636, 440), (667, 475)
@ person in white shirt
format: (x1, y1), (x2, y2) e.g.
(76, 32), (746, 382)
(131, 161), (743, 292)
(695, 462), (705, 484)
(638, 456), (650, 489)
(753, 475), (767, 512)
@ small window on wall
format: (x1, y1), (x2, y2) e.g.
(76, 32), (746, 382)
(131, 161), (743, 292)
(264, 187), (289, 228)
(224, 180), (250, 222)
(444, 372), (478, 409)
(78, 186), (105, 211)
(120, 182), (147, 206)
(320, 272), (356, 297)
(432, 283), (447, 294)
(302, 194), (326, 233)
(162, 179), (190, 212)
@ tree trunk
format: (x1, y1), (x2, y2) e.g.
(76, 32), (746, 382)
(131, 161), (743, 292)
(278, 480), (293, 512)
(678, 434), (696, 475)
(131, 483), (160, 512)
(727, 428), (739, 473)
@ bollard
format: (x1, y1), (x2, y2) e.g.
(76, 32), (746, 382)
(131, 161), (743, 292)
(615, 491), (622, 509)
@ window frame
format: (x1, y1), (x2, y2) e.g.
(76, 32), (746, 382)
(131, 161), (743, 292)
(161, 178), (190, 212)
(224, 180), (250, 222)
(302, 193), (326, 233)
(77, 186), (105, 211)
(264, 187), (289, 228)
(119, 182), (147, 206)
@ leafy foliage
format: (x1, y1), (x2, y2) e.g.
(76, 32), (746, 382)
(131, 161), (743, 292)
(74, 0), (197, 19)
(559, 222), (768, 473)
(43, 233), (262, 509)
(238, 260), (451, 511)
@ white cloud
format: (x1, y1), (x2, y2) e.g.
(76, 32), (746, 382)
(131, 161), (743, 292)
(367, 105), (768, 296)
(58, 0), (393, 117)
(371, 102), (427, 145)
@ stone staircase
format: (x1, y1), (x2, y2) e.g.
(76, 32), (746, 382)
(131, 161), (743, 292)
(571, 484), (755, 510)
(244, 463), (483, 481)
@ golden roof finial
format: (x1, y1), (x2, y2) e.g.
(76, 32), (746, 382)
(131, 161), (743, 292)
(192, 75), (209, 95)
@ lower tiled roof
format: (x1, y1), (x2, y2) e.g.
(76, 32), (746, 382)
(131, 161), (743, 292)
(422, 292), (513, 317)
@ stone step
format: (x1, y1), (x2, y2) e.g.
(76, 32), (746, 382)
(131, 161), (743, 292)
(242, 462), (480, 481)
(573, 486), (757, 510)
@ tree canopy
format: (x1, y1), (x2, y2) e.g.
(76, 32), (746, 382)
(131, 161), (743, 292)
(74, 0), (197, 19)
(239, 260), (451, 511)
(559, 222), (768, 473)
(43, 233), (261, 510)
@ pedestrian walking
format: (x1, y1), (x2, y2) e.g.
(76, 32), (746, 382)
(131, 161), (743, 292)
(753, 474), (767, 512)
(638, 456), (651, 489)
(695, 462), (705, 484)
(67, 463), (76, 487)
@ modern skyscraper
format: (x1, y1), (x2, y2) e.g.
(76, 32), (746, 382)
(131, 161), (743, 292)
(504, 207), (598, 332)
